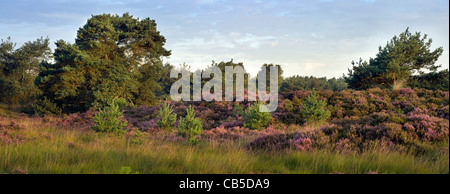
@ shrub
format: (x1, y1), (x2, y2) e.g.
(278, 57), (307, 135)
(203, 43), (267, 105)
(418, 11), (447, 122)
(91, 102), (128, 135)
(156, 102), (177, 131)
(246, 133), (291, 151)
(242, 102), (272, 130)
(302, 90), (330, 125)
(178, 105), (203, 144)
(113, 98), (130, 108)
(232, 102), (244, 117)
(33, 97), (62, 115)
(125, 128), (145, 145)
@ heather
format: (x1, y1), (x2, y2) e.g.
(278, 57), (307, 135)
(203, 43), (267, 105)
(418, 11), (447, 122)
(0, 87), (448, 174)
(0, 110), (448, 174)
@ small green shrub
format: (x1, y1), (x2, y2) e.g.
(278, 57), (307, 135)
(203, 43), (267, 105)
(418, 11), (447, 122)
(119, 166), (139, 174)
(113, 98), (130, 108)
(157, 102), (177, 131)
(126, 128), (145, 145)
(232, 102), (244, 117)
(302, 90), (330, 125)
(178, 105), (203, 144)
(242, 102), (272, 130)
(91, 102), (127, 135)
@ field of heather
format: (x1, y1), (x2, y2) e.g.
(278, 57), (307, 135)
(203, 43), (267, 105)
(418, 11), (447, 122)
(1, 88), (448, 174)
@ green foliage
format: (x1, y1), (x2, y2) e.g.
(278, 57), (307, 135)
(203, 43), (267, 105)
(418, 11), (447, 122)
(178, 105), (203, 144)
(32, 97), (62, 115)
(0, 37), (51, 104)
(408, 69), (449, 91)
(242, 102), (272, 130)
(280, 75), (348, 93)
(346, 28), (444, 90)
(282, 99), (294, 112)
(126, 128), (145, 145)
(92, 102), (128, 135)
(257, 63), (284, 90)
(232, 102), (244, 117)
(35, 13), (171, 113)
(156, 102), (177, 130)
(208, 60), (249, 96)
(119, 166), (139, 174)
(113, 98), (130, 108)
(302, 90), (330, 125)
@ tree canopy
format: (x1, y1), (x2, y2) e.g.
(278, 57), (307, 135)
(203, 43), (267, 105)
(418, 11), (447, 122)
(35, 13), (171, 113)
(280, 75), (348, 93)
(0, 37), (51, 104)
(346, 28), (444, 90)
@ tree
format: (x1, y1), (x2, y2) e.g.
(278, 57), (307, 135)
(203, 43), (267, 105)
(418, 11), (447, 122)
(280, 75), (347, 93)
(178, 105), (203, 144)
(91, 101), (128, 135)
(242, 102), (272, 130)
(0, 37), (51, 104)
(302, 90), (330, 125)
(346, 28), (444, 90)
(155, 63), (177, 99)
(257, 63), (283, 91)
(35, 13), (171, 113)
(156, 102), (177, 130)
(408, 69), (449, 91)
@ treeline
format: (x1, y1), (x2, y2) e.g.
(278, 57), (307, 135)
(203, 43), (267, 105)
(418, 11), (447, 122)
(0, 13), (448, 115)
(280, 76), (348, 93)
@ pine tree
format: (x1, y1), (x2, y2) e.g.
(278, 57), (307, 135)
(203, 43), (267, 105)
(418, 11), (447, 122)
(35, 13), (171, 113)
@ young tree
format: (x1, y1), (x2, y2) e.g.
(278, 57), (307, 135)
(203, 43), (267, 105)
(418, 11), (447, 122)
(156, 102), (177, 131)
(178, 105), (203, 144)
(346, 28), (444, 90)
(302, 90), (330, 125)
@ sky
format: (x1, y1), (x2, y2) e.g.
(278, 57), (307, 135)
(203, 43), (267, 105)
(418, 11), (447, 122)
(0, 0), (448, 78)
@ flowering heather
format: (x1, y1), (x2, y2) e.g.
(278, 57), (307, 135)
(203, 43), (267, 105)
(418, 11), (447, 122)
(406, 113), (449, 141)
(246, 133), (292, 151)
(0, 121), (27, 144)
(334, 139), (355, 153)
(55, 109), (95, 131)
(219, 120), (244, 129)
(291, 133), (313, 151)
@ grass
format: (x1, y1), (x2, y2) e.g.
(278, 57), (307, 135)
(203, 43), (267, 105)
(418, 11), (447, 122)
(0, 107), (448, 174)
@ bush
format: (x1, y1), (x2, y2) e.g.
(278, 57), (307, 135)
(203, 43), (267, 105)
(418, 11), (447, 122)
(302, 90), (330, 125)
(33, 97), (62, 115)
(246, 133), (291, 151)
(178, 105), (203, 144)
(242, 102), (272, 130)
(232, 102), (244, 117)
(125, 128), (145, 145)
(156, 102), (177, 131)
(91, 102), (128, 135)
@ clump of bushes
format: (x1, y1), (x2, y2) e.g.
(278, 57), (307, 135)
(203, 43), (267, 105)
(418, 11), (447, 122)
(301, 90), (330, 125)
(0, 120), (27, 144)
(91, 101), (128, 135)
(178, 105), (203, 144)
(156, 102), (177, 131)
(246, 133), (292, 151)
(242, 102), (272, 130)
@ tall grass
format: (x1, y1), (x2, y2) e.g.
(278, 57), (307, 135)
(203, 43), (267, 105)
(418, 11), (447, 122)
(0, 108), (448, 174)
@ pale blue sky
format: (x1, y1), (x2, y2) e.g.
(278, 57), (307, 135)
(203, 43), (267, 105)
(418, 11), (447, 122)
(0, 0), (448, 77)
